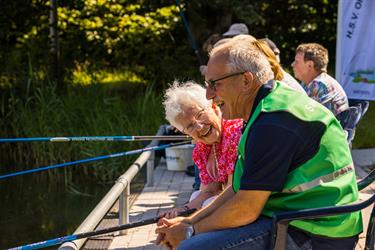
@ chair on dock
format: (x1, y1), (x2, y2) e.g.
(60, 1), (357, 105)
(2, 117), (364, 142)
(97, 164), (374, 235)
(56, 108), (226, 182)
(349, 100), (370, 117)
(269, 169), (375, 250)
(337, 100), (370, 145)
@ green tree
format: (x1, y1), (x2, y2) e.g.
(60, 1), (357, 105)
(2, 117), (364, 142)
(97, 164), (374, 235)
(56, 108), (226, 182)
(0, 0), (339, 87)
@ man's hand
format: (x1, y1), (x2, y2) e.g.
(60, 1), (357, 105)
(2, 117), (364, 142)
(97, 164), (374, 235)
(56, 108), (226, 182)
(155, 217), (191, 249)
(159, 207), (186, 219)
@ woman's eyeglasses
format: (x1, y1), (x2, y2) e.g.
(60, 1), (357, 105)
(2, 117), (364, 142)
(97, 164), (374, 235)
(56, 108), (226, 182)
(183, 109), (206, 134)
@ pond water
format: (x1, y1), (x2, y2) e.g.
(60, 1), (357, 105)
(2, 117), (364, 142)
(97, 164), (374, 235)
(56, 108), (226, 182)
(0, 169), (145, 249)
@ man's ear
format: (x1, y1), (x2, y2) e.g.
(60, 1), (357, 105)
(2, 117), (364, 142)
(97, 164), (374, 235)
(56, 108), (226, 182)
(307, 60), (315, 71)
(243, 71), (258, 91)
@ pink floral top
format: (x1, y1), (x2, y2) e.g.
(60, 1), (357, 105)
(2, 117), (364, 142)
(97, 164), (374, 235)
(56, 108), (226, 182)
(192, 119), (243, 185)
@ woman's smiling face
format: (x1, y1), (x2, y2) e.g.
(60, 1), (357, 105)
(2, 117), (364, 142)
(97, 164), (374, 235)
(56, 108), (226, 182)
(176, 104), (222, 144)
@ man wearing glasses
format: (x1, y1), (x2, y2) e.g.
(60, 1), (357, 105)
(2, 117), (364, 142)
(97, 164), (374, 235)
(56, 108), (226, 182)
(156, 39), (361, 250)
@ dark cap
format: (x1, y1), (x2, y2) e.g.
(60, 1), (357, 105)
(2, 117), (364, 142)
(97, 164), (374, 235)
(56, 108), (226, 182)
(222, 23), (249, 37)
(260, 38), (280, 56)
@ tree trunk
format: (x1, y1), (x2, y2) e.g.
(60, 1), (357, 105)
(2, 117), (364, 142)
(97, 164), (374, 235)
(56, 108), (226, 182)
(49, 0), (62, 90)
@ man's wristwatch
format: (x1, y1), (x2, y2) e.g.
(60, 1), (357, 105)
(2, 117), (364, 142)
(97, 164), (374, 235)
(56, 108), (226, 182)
(185, 224), (195, 239)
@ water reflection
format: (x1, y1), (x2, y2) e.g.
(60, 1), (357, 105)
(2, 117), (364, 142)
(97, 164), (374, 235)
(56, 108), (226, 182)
(0, 174), (112, 249)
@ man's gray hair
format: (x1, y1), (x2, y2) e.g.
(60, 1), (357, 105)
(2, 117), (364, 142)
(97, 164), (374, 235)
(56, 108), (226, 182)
(210, 39), (274, 84)
(231, 34), (256, 43)
(163, 80), (212, 131)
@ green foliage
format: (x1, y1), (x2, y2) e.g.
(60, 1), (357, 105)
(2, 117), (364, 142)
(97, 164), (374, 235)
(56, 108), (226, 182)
(247, 0), (338, 69)
(1, 0), (341, 87)
(57, 1), (180, 65)
(0, 81), (164, 183)
(70, 64), (145, 86)
(0, 0), (47, 76)
(185, 0), (338, 70)
(0, 0), (196, 87)
(352, 106), (375, 149)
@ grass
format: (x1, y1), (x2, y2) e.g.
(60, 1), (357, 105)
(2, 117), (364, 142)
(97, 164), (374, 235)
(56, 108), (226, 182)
(352, 104), (375, 149)
(0, 80), (165, 183)
(71, 66), (146, 87)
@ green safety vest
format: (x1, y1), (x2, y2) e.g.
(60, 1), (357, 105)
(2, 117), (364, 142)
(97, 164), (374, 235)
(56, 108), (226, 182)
(233, 81), (363, 238)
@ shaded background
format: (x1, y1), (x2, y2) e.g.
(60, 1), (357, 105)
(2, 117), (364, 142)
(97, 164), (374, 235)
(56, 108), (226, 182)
(0, 0), (373, 248)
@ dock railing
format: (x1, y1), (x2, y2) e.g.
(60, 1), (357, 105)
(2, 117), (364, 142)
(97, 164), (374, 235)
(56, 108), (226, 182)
(59, 125), (166, 250)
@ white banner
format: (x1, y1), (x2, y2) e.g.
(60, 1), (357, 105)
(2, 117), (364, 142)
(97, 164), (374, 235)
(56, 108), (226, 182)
(336, 0), (375, 100)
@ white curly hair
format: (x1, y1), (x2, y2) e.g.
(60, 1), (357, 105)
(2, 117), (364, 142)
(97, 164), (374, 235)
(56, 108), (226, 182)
(163, 80), (212, 131)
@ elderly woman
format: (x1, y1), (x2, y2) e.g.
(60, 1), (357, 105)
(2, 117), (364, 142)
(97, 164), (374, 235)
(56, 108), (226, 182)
(161, 80), (242, 217)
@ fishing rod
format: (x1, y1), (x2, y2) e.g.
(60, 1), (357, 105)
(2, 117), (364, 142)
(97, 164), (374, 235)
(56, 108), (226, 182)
(9, 208), (197, 250)
(0, 141), (191, 180)
(175, 0), (203, 65)
(0, 135), (191, 143)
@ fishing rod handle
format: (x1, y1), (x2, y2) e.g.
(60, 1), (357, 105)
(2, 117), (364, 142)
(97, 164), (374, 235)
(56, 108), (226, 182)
(176, 208), (197, 217)
(116, 208), (198, 230)
(85, 208), (198, 238)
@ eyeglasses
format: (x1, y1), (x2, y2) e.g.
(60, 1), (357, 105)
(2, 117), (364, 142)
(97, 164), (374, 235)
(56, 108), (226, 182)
(204, 71), (246, 90)
(182, 109), (206, 134)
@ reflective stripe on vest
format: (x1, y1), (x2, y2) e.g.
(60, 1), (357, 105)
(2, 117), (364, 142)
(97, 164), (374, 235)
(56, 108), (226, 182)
(282, 164), (354, 193)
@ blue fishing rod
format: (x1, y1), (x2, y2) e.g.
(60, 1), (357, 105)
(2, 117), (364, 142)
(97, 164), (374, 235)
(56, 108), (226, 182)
(175, 0), (203, 65)
(8, 208), (197, 250)
(0, 135), (191, 143)
(0, 141), (191, 180)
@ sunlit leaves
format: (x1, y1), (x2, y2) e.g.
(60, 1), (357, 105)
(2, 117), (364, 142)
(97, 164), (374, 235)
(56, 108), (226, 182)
(53, 1), (180, 64)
